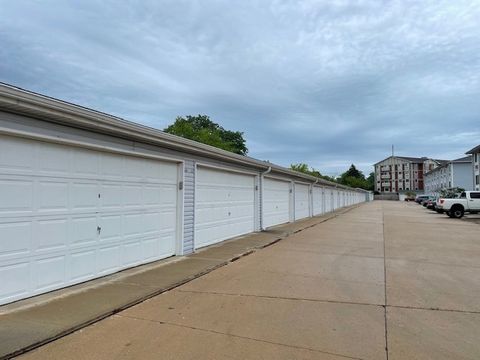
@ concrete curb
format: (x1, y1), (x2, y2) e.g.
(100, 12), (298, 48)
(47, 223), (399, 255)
(0, 204), (361, 360)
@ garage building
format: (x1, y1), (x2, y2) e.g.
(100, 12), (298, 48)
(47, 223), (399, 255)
(0, 84), (368, 305)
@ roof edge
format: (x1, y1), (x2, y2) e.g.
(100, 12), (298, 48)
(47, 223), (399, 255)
(0, 83), (360, 191)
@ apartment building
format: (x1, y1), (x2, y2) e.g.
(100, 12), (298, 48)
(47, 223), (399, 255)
(466, 145), (480, 190)
(374, 156), (446, 193)
(424, 156), (473, 195)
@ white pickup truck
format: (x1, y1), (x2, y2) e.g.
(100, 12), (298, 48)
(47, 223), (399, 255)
(438, 191), (480, 218)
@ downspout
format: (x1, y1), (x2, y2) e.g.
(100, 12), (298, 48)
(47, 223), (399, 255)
(260, 167), (272, 230)
(262, 166), (272, 176)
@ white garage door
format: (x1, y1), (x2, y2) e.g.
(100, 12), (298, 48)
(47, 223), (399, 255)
(195, 166), (255, 248)
(325, 188), (332, 212)
(332, 189), (338, 210)
(0, 134), (178, 305)
(263, 177), (290, 228)
(312, 186), (324, 216)
(294, 183), (310, 220)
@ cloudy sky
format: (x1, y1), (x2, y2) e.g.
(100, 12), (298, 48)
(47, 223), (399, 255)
(1, 1), (479, 176)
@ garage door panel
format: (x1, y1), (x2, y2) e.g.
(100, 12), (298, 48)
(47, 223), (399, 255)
(71, 182), (98, 210)
(70, 249), (96, 282)
(0, 134), (179, 305)
(195, 167), (255, 248)
(100, 183), (123, 208)
(122, 240), (143, 267)
(98, 215), (122, 242)
(0, 136), (35, 171)
(34, 218), (68, 252)
(34, 255), (66, 291)
(72, 148), (100, 176)
(263, 178), (290, 228)
(294, 183), (310, 220)
(123, 185), (143, 207)
(0, 221), (31, 261)
(100, 153), (124, 179)
(38, 181), (69, 211)
(37, 143), (71, 175)
(0, 179), (33, 213)
(144, 185), (162, 205)
(98, 245), (121, 274)
(0, 261), (30, 301)
(71, 216), (97, 246)
(123, 213), (145, 237)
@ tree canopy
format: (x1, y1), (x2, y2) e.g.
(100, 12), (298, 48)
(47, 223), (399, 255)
(290, 163), (373, 191)
(290, 163), (336, 182)
(337, 164), (373, 191)
(164, 115), (248, 155)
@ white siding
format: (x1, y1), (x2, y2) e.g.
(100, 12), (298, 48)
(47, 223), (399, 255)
(182, 160), (195, 254)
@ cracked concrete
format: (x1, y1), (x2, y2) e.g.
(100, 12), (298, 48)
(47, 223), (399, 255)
(7, 201), (480, 360)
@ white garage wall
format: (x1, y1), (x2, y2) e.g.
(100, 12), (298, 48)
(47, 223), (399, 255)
(294, 182), (310, 220)
(312, 186), (324, 216)
(262, 177), (291, 228)
(0, 100), (368, 305)
(0, 133), (181, 305)
(195, 166), (256, 248)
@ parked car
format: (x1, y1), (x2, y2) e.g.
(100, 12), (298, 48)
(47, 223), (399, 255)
(404, 194), (416, 201)
(435, 198), (445, 213)
(437, 191), (480, 218)
(421, 196), (435, 207)
(415, 195), (431, 204)
(426, 199), (437, 210)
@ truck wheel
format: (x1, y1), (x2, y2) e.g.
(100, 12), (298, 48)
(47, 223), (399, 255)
(450, 206), (464, 219)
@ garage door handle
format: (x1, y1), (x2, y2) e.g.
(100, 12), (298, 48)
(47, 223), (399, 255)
(97, 226), (102, 234)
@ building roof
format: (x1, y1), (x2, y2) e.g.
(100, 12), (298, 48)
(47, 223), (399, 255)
(452, 155), (472, 163)
(374, 156), (448, 166)
(466, 144), (480, 154)
(424, 155), (472, 176)
(0, 83), (367, 192)
(396, 156), (428, 162)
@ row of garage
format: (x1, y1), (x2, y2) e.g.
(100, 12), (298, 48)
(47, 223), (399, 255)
(0, 84), (369, 305)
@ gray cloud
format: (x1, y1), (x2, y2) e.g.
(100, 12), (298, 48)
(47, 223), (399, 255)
(1, 0), (480, 176)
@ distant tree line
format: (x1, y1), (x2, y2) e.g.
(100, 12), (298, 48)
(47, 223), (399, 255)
(290, 163), (374, 191)
(164, 115), (373, 191)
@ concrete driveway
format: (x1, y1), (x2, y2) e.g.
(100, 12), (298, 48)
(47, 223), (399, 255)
(18, 201), (480, 360)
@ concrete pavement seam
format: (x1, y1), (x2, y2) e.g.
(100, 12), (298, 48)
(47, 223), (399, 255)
(386, 304), (480, 315)
(116, 314), (366, 360)
(382, 202), (389, 360)
(1, 205), (363, 360)
(176, 289), (385, 307)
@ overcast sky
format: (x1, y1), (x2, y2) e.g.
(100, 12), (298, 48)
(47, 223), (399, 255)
(1, 1), (479, 176)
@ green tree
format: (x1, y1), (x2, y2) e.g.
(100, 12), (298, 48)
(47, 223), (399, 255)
(338, 164), (372, 190)
(343, 164), (364, 179)
(366, 172), (375, 191)
(290, 163), (336, 182)
(164, 115), (248, 155)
